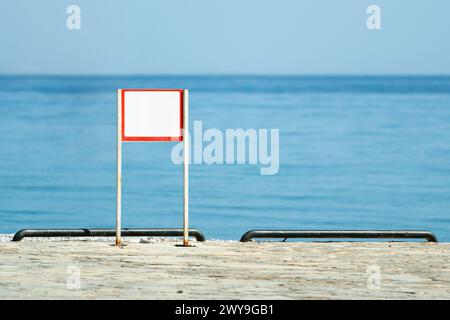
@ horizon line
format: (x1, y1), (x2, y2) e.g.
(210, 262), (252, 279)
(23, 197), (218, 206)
(1, 73), (450, 77)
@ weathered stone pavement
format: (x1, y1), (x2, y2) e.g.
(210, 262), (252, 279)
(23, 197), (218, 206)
(0, 238), (449, 299)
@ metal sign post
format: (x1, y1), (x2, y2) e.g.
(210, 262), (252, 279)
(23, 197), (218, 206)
(116, 90), (123, 246)
(183, 90), (189, 246)
(115, 89), (189, 247)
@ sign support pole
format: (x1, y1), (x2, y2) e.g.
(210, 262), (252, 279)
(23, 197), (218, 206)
(116, 90), (122, 246)
(183, 90), (189, 246)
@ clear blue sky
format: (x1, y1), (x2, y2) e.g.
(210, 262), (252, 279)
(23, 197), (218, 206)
(0, 0), (449, 75)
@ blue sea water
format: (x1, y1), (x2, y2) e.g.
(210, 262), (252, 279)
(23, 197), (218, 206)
(0, 76), (449, 241)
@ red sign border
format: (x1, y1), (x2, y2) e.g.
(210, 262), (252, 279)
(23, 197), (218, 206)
(121, 89), (184, 142)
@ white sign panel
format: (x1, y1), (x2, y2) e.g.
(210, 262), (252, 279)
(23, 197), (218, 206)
(120, 89), (183, 141)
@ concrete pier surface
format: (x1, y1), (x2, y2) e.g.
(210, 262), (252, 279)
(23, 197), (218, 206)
(0, 236), (449, 299)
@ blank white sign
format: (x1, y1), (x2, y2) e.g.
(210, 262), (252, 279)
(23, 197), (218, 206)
(122, 90), (183, 141)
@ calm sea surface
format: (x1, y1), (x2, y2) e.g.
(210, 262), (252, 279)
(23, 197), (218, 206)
(0, 76), (449, 241)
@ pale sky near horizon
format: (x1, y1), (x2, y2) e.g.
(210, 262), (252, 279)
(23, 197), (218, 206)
(0, 0), (449, 75)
